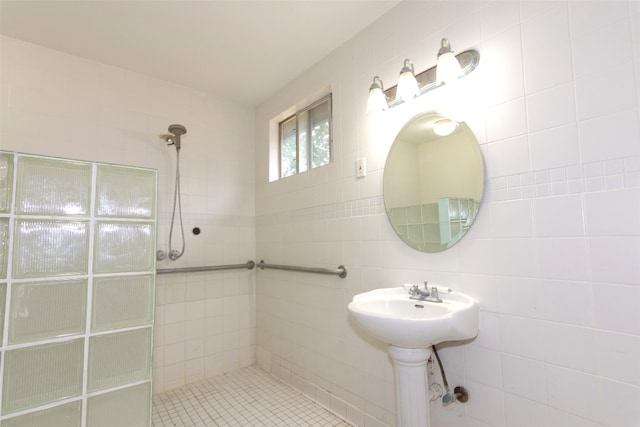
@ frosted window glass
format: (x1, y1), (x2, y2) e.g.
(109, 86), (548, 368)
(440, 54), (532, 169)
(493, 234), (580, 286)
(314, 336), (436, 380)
(88, 328), (152, 392)
(0, 217), (8, 279)
(13, 220), (89, 278)
(16, 157), (92, 216)
(96, 165), (157, 219)
(94, 222), (155, 273)
(2, 339), (84, 414)
(86, 383), (151, 427)
(2, 400), (82, 427)
(92, 275), (153, 331)
(0, 151), (14, 213)
(9, 280), (87, 344)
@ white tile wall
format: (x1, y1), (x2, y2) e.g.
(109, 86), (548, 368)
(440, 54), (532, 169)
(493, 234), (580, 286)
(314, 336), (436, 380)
(0, 35), (256, 394)
(255, 1), (640, 426)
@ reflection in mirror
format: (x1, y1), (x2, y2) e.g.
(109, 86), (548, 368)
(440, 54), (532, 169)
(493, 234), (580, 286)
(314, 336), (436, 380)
(383, 111), (484, 253)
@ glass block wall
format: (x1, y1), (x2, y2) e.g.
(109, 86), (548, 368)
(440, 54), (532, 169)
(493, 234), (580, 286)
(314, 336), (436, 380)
(0, 151), (157, 426)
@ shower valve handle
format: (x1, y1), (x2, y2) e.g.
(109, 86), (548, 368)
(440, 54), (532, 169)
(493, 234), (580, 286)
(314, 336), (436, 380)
(159, 133), (176, 146)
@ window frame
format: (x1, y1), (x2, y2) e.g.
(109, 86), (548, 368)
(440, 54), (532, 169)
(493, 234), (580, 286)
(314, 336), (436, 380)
(278, 94), (332, 179)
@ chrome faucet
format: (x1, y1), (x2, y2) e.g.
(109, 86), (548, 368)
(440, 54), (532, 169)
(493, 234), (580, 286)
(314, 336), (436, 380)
(408, 282), (443, 303)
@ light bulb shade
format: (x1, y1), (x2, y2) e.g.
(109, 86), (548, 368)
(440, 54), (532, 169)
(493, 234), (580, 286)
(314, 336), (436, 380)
(396, 72), (420, 102)
(436, 39), (463, 86)
(367, 76), (388, 114)
(436, 52), (463, 85)
(433, 119), (457, 136)
(395, 59), (420, 102)
(367, 87), (388, 114)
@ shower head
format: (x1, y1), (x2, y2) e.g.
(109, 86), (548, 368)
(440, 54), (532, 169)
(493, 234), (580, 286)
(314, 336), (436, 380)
(160, 124), (187, 151)
(168, 124), (187, 136)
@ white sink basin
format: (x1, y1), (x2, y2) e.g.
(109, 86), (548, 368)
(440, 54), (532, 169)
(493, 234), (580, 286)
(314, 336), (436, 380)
(348, 287), (479, 348)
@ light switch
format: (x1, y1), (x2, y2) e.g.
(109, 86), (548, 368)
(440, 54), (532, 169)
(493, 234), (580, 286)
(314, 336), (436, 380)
(356, 158), (366, 178)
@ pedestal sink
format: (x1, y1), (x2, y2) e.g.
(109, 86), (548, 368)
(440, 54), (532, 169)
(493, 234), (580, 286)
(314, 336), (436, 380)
(348, 287), (479, 427)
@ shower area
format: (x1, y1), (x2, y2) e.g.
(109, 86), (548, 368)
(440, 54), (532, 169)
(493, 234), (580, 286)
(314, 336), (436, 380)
(151, 126), (350, 426)
(0, 146), (348, 426)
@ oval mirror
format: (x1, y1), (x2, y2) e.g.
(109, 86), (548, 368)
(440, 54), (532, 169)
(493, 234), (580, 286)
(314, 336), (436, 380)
(383, 111), (484, 253)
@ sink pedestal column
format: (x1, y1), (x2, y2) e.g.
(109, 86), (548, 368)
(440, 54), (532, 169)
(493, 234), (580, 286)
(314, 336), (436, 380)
(388, 346), (433, 427)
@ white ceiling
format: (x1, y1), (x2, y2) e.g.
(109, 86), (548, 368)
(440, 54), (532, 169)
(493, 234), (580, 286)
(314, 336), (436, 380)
(0, 0), (399, 106)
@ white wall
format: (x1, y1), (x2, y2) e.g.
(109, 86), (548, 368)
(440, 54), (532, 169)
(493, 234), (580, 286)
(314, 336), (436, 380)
(255, 1), (640, 426)
(0, 35), (257, 393)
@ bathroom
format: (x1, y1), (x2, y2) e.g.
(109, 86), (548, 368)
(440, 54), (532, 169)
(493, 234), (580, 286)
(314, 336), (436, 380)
(1, 0), (639, 426)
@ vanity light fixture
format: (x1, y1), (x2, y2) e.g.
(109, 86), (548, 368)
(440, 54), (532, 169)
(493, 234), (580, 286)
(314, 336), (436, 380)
(395, 59), (420, 102)
(366, 38), (479, 114)
(433, 118), (457, 136)
(367, 76), (389, 114)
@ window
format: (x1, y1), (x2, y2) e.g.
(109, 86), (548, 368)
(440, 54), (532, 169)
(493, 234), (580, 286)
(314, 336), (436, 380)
(279, 95), (332, 178)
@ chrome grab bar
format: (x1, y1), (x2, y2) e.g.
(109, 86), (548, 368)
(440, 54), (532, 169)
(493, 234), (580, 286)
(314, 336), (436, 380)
(156, 260), (255, 275)
(257, 260), (347, 279)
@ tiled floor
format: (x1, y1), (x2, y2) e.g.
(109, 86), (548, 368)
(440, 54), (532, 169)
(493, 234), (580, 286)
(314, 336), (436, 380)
(152, 366), (352, 426)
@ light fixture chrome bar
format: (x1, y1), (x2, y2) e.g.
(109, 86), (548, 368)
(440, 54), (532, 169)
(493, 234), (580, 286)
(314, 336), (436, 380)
(384, 49), (479, 109)
(257, 260), (347, 279)
(157, 260), (255, 274)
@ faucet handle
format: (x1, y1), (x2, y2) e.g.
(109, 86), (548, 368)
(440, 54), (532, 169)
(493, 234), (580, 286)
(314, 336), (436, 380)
(407, 284), (419, 295)
(430, 286), (439, 298)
